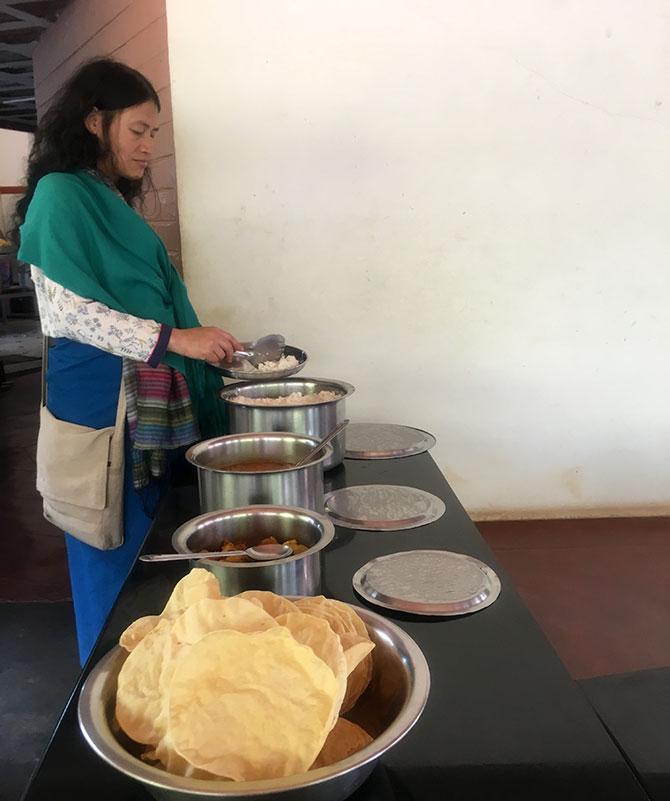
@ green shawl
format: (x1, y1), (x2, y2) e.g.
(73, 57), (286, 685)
(18, 170), (225, 438)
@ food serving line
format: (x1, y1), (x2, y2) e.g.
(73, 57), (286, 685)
(23, 345), (650, 801)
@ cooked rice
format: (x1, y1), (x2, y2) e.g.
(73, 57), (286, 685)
(236, 354), (300, 373)
(229, 390), (342, 406)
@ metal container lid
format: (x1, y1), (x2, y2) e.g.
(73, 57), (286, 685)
(324, 485), (445, 531)
(353, 549), (501, 616)
(345, 423), (436, 459)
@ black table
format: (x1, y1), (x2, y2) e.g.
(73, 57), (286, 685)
(22, 455), (650, 801)
(580, 668), (670, 801)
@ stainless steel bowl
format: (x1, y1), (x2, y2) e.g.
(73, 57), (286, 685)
(219, 378), (355, 471)
(186, 433), (332, 514)
(171, 505), (334, 596)
(214, 345), (308, 381)
(78, 605), (430, 801)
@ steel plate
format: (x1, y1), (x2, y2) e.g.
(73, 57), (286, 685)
(324, 484), (445, 531)
(345, 423), (436, 459)
(353, 549), (501, 616)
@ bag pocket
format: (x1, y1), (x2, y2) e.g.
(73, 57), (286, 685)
(37, 406), (113, 509)
(36, 405), (124, 550)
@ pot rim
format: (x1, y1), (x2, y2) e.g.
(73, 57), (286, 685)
(219, 376), (355, 408)
(170, 504), (335, 569)
(185, 432), (333, 474)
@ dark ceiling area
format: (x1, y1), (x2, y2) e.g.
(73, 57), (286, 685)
(0, 0), (70, 132)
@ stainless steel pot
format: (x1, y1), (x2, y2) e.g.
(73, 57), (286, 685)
(171, 505), (334, 596)
(186, 433), (332, 514)
(219, 378), (355, 470)
(78, 604), (430, 801)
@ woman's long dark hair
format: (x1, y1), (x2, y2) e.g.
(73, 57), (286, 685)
(13, 58), (160, 243)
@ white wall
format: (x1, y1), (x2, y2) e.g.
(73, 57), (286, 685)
(0, 129), (31, 185)
(0, 129), (31, 237)
(165, 0), (670, 519)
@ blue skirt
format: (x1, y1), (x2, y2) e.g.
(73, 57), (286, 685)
(47, 339), (161, 665)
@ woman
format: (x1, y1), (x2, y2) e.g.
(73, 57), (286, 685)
(14, 58), (241, 664)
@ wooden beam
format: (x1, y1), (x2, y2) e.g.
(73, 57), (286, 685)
(0, 20), (45, 32)
(0, 71), (33, 87)
(0, 3), (49, 27)
(0, 116), (35, 124)
(0, 108), (35, 117)
(0, 121), (35, 129)
(0, 44), (34, 57)
(0, 60), (32, 70)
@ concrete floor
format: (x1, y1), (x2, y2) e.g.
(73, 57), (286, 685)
(0, 602), (78, 801)
(478, 516), (670, 680)
(0, 332), (80, 801)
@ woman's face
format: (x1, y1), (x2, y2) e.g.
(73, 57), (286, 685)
(88, 100), (160, 181)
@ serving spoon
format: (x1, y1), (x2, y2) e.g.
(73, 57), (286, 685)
(294, 419), (350, 467)
(140, 542), (293, 563)
(233, 333), (286, 367)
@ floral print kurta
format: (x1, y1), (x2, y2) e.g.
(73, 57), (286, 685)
(31, 265), (169, 365)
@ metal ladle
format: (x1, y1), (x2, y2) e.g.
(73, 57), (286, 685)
(294, 419), (350, 467)
(233, 333), (286, 367)
(139, 542), (293, 563)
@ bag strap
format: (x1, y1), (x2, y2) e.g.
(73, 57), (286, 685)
(40, 335), (50, 408)
(114, 373), (127, 433)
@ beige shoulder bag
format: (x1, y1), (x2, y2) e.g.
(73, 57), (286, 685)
(35, 337), (126, 550)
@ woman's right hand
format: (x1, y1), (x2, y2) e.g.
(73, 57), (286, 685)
(168, 327), (243, 365)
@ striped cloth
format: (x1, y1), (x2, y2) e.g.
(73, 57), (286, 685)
(123, 360), (200, 489)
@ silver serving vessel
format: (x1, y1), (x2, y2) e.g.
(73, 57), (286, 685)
(171, 505), (334, 596)
(219, 378), (355, 471)
(78, 605), (430, 801)
(214, 344), (308, 381)
(186, 433), (332, 514)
